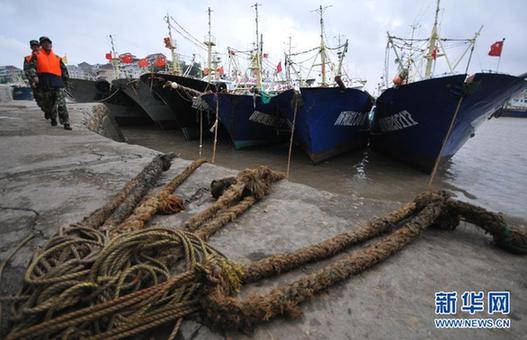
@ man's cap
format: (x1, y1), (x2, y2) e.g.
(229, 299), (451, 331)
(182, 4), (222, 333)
(39, 36), (52, 44)
(30, 40), (39, 46)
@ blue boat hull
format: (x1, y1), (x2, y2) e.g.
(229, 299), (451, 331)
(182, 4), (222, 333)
(371, 73), (527, 172)
(276, 87), (373, 163)
(200, 90), (295, 149)
(12, 86), (33, 100)
(500, 109), (527, 118)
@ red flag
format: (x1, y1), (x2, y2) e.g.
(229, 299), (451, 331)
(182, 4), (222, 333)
(105, 52), (112, 60)
(216, 66), (224, 75)
(431, 47), (438, 60)
(138, 58), (149, 68)
(488, 39), (504, 57)
(276, 61), (282, 73)
(120, 54), (133, 64)
(154, 56), (166, 67)
(203, 68), (209, 76)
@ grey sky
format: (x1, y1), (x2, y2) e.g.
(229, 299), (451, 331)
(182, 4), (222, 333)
(1, 0), (525, 92)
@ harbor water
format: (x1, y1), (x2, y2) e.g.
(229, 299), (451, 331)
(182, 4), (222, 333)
(121, 116), (527, 219)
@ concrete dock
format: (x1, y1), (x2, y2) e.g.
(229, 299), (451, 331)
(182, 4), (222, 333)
(0, 101), (525, 339)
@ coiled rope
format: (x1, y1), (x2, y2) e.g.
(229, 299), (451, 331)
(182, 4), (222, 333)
(3, 158), (526, 339)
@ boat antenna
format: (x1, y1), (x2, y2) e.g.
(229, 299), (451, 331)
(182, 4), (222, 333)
(424, 0), (440, 78)
(108, 34), (120, 79)
(164, 13), (181, 75)
(336, 39), (348, 78)
(407, 23), (420, 81)
(204, 7), (216, 82)
(312, 4), (332, 86)
(464, 26), (483, 74)
(286, 36), (292, 85)
(251, 3), (262, 90)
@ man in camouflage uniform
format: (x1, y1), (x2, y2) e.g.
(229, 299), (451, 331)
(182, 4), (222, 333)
(27, 36), (71, 130)
(23, 40), (47, 118)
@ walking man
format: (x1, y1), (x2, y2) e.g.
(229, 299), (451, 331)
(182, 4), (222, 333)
(27, 36), (71, 130)
(23, 40), (47, 118)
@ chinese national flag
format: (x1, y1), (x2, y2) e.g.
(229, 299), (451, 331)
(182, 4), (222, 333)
(216, 66), (224, 75)
(154, 56), (166, 67)
(276, 61), (282, 73)
(431, 47), (438, 60)
(105, 52), (112, 60)
(488, 40), (504, 57)
(138, 58), (149, 68)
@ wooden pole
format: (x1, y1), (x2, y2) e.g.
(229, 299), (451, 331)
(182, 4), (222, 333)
(211, 94), (220, 164)
(286, 93), (300, 179)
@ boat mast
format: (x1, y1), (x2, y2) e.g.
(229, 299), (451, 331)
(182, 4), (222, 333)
(251, 3), (262, 90)
(204, 7), (216, 82)
(164, 13), (181, 75)
(406, 24), (419, 81)
(314, 5), (331, 86)
(108, 34), (120, 79)
(424, 0), (440, 78)
(286, 36), (292, 84)
(458, 26), (483, 72)
(315, 5), (331, 86)
(336, 39), (348, 78)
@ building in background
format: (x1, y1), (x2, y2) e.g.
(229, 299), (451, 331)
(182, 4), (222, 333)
(0, 65), (24, 84)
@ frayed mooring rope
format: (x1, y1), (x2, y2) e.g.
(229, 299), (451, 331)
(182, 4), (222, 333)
(4, 163), (526, 339)
(183, 166), (285, 233)
(110, 159), (206, 235)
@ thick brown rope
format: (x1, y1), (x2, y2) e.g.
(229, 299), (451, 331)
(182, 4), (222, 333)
(80, 153), (175, 229)
(184, 166), (285, 232)
(5, 157), (212, 339)
(7, 229), (237, 340)
(111, 159), (206, 234)
(201, 192), (449, 332)
(242, 200), (417, 283)
(101, 153), (176, 229)
(4, 161), (526, 340)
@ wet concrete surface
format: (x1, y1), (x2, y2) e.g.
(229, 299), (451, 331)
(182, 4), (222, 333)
(0, 101), (525, 339)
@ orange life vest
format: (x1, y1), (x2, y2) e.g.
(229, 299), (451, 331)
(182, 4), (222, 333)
(36, 49), (62, 77)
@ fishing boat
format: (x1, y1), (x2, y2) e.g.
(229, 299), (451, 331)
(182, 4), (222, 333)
(370, 0), (527, 172)
(198, 4), (295, 149)
(111, 77), (177, 129)
(498, 87), (527, 118)
(200, 89), (294, 149)
(68, 78), (112, 102)
(143, 73), (212, 139)
(100, 86), (152, 126)
(11, 85), (33, 100)
(276, 6), (373, 163)
(138, 13), (218, 140)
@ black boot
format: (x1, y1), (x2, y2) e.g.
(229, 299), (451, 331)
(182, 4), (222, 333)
(51, 119), (57, 126)
(64, 123), (72, 130)
(44, 112), (50, 120)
